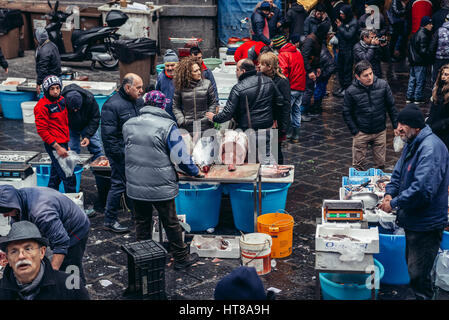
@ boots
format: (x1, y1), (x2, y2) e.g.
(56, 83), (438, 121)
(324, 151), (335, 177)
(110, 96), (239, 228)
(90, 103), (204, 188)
(290, 127), (300, 143)
(310, 99), (323, 118)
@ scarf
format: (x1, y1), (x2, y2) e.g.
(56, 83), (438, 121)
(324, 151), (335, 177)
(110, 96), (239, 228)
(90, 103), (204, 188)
(165, 69), (173, 79)
(263, 18), (270, 40)
(15, 261), (45, 300)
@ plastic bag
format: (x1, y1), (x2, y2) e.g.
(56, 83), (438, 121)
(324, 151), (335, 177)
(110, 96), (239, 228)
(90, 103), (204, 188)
(338, 238), (365, 262)
(52, 150), (79, 178)
(393, 135), (405, 153)
(433, 250), (449, 291)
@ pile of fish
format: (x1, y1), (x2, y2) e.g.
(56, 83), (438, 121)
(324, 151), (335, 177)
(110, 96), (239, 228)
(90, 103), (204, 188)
(0, 154), (29, 162)
(261, 165), (292, 178)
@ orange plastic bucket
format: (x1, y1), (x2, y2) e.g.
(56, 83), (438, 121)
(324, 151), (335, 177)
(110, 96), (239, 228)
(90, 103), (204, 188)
(257, 212), (294, 258)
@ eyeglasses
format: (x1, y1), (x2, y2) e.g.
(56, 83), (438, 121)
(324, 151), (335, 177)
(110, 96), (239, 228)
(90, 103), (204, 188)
(7, 246), (39, 258)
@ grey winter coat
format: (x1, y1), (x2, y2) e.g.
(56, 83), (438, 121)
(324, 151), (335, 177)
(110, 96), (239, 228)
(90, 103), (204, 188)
(172, 78), (217, 133)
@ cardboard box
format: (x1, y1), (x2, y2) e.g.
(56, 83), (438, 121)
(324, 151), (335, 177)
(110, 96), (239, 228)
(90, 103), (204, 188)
(0, 28), (19, 59)
(315, 224), (379, 254)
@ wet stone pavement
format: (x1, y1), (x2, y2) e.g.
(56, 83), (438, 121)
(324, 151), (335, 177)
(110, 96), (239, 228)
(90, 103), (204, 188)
(0, 52), (447, 300)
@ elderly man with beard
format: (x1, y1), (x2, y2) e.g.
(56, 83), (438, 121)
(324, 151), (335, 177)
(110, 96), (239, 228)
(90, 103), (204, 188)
(379, 104), (449, 300)
(0, 221), (89, 300)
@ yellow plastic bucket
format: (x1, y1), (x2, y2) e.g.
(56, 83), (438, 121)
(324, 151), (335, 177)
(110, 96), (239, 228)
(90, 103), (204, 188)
(257, 212), (294, 258)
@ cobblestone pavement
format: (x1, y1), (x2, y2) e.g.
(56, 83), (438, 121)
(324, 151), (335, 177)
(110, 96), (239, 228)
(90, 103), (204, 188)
(0, 51), (447, 300)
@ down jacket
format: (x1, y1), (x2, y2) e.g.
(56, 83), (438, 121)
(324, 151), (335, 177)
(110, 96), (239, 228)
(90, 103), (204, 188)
(172, 78), (217, 133)
(35, 33), (61, 85)
(278, 43), (306, 91)
(100, 86), (143, 163)
(353, 40), (383, 79)
(61, 84), (100, 139)
(430, 21), (449, 60)
(251, 8), (271, 45)
(0, 185), (90, 255)
(386, 125), (449, 232)
(336, 5), (359, 51)
(408, 26), (433, 66)
(343, 77), (398, 136)
(213, 70), (283, 131)
(285, 3), (307, 38)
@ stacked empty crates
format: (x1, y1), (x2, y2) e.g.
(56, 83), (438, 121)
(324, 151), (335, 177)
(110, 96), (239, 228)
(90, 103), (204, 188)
(121, 240), (168, 300)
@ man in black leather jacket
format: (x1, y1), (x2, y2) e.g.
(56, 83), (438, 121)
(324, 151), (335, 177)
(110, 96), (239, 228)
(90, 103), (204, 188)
(101, 73), (143, 233)
(343, 60), (398, 171)
(206, 59), (285, 164)
(407, 16), (433, 104)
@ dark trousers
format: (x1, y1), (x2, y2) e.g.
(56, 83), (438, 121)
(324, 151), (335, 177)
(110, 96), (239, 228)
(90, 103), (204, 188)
(44, 143), (76, 193)
(60, 235), (88, 285)
(104, 158), (133, 224)
(132, 198), (188, 261)
(390, 22), (407, 59)
(337, 50), (354, 90)
(405, 228), (443, 300)
(302, 76), (316, 114)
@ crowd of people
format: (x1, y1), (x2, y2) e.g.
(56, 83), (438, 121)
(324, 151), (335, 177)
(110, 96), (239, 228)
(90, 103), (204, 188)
(1, 0), (449, 301)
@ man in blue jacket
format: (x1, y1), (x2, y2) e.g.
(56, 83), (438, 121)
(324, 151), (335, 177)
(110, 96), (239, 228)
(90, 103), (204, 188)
(155, 49), (178, 120)
(251, 1), (273, 46)
(0, 185), (90, 284)
(380, 104), (449, 300)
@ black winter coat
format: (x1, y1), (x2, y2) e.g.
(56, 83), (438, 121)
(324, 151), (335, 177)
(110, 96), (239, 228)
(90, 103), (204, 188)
(61, 84), (100, 139)
(0, 257), (90, 300)
(301, 33), (322, 73)
(285, 3), (307, 38)
(213, 70), (283, 131)
(251, 9), (271, 45)
(336, 17), (359, 51)
(408, 27), (433, 66)
(318, 47), (336, 80)
(432, 7), (449, 31)
(35, 40), (61, 85)
(353, 40), (383, 79)
(268, 6), (285, 38)
(273, 75), (291, 134)
(304, 15), (331, 37)
(101, 86), (143, 163)
(426, 91), (449, 150)
(343, 77), (398, 136)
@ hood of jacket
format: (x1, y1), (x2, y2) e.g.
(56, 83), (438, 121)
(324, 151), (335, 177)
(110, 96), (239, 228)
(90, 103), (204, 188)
(0, 185), (24, 217)
(279, 42), (298, 53)
(291, 2), (305, 13)
(340, 4), (354, 23)
(35, 28), (49, 46)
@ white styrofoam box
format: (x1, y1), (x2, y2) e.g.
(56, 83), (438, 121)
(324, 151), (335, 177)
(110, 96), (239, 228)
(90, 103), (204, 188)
(62, 80), (117, 96)
(0, 172), (37, 189)
(315, 224), (379, 254)
(152, 214), (186, 243)
(0, 214), (10, 236)
(0, 78), (27, 91)
(215, 78), (238, 88)
(321, 220), (363, 229)
(190, 235), (241, 259)
(62, 192), (84, 211)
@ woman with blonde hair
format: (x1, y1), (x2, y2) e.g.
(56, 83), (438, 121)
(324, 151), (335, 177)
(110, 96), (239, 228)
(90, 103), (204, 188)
(172, 56), (218, 133)
(258, 52), (291, 162)
(426, 64), (449, 150)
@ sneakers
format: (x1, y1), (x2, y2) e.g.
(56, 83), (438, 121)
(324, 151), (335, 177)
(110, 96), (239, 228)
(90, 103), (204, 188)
(301, 114), (312, 122)
(406, 98), (414, 104)
(174, 253), (199, 270)
(290, 127), (300, 143)
(85, 208), (97, 218)
(414, 100), (426, 105)
(103, 221), (129, 233)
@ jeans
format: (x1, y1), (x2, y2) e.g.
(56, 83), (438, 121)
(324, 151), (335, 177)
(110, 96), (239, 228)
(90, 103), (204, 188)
(405, 228), (443, 300)
(132, 199), (188, 261)
(406, 65), (427, 101)
(290, 90), (304, 128)
(44, 142), (77, 193)
(314, 78), (329, 101)
(60, 234), (88, 285)
(104, 157), (133, 224)
(69, 128), (104, 161)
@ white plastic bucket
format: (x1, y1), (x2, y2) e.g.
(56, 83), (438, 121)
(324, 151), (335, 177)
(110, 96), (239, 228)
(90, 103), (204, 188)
(21, 101), (36, 124)
(219, 47), (228, 60)
(240, 232), (272, 275)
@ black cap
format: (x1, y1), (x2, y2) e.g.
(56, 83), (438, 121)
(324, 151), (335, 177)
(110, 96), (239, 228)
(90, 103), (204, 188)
(397, 103), (426, 129)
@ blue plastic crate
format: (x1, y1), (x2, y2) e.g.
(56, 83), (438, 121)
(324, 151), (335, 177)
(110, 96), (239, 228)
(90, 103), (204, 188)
(374, 169), (392, 176)
(34, 165), (83, 193)
(342, 176), (371, 187)
(348, 168), (376, 177)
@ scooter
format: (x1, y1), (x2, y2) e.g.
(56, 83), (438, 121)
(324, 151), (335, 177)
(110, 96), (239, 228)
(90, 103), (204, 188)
(45, 0), (128, 70)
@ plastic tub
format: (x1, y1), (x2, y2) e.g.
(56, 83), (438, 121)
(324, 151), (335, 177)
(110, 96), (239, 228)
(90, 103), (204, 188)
(257, 211), (294, 258)
(441, 231), (449, 250)
(319, 259), (384, 300)
(35, 165), (83, 193)
(373, 233), (410, 285)
(0, 91), (36, 119)
(156, 63), (165, 75)
(95, 92), (115, 113)
(228, 183), (291, 233)
(240, 233), (272, 275)
(203, 58), (222, 71)
(20, 101), (37, 124)
(175, 183), (223, 232)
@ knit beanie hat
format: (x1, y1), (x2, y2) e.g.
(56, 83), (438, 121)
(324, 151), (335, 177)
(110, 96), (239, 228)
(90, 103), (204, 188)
(164, 49), (179, 64)
(420, 16), (432, 27)
(397, 103), (426, 129)
(65, 90), (83, 111)
(272, 34), (288, 49)
(42, 75), (62, 100)
(214, 266), (267, 300)
(143, 90), (167, 109)
(315, 3), (326, 12)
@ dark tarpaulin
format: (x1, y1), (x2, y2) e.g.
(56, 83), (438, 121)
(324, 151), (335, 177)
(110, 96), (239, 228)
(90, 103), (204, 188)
(113, 38), (158, 64)
(0, 9), (24, 35)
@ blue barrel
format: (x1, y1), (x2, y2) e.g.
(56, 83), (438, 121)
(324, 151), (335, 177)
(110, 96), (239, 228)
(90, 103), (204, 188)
(374, 233), (410, 285)
(35, 165), (83, 193)
(95, 92), (115, 113)
(175, 183), (223, 232)
(441, 231), (449, 250)
(319, 259), (384, 300)
(0, 91), (36, 119)
(228, 183), (291, 233)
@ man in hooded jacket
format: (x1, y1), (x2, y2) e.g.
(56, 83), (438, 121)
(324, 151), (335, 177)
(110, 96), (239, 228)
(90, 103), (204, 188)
(34, 28), (61, 96)
(285, 0), (307, 42)
(251, 1), (273, 45)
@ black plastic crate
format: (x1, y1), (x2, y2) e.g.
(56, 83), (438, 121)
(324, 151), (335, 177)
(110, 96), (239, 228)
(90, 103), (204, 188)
(0, 163), (34, 179)
(121, 240), (168, 300)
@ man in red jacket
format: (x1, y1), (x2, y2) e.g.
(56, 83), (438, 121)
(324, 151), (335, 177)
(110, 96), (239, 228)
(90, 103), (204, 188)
(234, 40), (267, 63)
(273, 34), (307, 143)
(34, 75), (76, 193)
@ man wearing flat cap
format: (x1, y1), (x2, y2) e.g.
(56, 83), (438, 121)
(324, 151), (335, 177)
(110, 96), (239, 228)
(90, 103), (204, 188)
(380, 104), (449, 300)
(0, 221), (89, 300)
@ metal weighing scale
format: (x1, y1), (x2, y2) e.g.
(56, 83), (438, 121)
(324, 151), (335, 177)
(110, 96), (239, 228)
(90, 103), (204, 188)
(322, 199), (365, 223)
